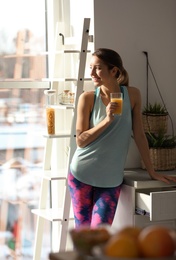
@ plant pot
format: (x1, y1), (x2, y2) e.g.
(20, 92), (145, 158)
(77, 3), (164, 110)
(142, 113), (168, 134)
(141, 147), (176, 171)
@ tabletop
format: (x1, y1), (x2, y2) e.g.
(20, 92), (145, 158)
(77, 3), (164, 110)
(49, 251), (176, 260)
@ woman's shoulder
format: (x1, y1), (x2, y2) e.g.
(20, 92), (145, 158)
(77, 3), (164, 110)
(126, 86), (141, 98)
(125, 86), (141, 109)
(125, 85), (140, 93)
(79, 90), (95, 101)
(78, 90), (95, 109)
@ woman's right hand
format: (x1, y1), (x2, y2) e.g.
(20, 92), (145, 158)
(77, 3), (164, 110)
(106, 102), (117, 121)
(76, 94), (116, 148)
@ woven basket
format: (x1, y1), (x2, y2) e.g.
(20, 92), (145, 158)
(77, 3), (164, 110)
(142, 113), (168, 134)
(141, 147), (176, 171)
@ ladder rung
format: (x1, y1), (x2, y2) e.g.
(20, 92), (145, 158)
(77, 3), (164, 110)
(43, 170), (67, 180)
(31, 208), (74, 221)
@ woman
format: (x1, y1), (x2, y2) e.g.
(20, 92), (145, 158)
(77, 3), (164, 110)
(68, 48), (176, 228)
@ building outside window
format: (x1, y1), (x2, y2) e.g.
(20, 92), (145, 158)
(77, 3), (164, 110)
(0, 0), (51, 258)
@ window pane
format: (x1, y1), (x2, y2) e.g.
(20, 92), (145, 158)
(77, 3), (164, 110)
(0, 88), (45, 162)
(0, 1), (50, 257)
(0, 0), (47, 81)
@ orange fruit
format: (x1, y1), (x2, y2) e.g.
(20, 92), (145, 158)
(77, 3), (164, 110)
(169, 229), (176, 250)
(138, 225), (175, 258)
(104, 231), (140, 258)
(117, 226), (142, 239)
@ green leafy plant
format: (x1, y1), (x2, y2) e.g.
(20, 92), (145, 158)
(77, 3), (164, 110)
(146, 131), (176, 148)
(143, 102), (168, 115)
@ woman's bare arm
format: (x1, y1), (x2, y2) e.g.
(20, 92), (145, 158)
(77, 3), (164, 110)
(76, 91), (115, 148)
(130, 87), (176, 184)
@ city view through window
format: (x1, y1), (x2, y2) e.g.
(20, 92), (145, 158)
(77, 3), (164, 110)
(0, 0), (47, 81)
(0, 1), (50, 258)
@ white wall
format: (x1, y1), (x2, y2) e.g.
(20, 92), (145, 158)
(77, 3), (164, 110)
(93, 0), (176, 167)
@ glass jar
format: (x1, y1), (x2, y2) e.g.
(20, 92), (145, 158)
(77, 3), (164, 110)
(44, 89), (56, 135)
(68, 92), (75, 104)
(63, 90), (70, 104)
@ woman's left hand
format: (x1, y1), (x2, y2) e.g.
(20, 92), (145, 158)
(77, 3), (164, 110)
(149, 171), (176, 184)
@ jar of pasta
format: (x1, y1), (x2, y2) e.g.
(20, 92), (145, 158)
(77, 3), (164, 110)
(44, 89), (56, 135)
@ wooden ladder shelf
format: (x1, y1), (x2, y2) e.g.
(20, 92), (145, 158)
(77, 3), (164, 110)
(31, 18), (91, 260)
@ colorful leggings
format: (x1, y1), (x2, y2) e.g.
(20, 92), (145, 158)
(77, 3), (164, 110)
(68, 172), (121, 228)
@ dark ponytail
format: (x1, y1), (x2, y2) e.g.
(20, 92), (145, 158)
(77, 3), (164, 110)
(92, 48), (129, 86)
(118, 68), (129, 86)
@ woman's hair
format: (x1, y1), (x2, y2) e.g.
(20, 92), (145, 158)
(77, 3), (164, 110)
(92, 48), (129, 86)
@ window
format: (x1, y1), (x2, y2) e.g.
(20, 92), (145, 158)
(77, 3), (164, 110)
(0, 1), (50, 257)
(0, 0), (48, 165)
(0, 0), (48, 82)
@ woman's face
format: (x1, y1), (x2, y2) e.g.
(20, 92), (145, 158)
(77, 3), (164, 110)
(90, 55), (114, 87)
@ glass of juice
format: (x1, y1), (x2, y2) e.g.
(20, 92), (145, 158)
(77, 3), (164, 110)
(110, 92), (123, 115)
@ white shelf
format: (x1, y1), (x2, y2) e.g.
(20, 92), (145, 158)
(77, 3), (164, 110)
(31, 208), (74, 221)
(42, 77), (92, 82)
(53, 78), (78, 82)
(3, 50), (91, 58)
(48, 49), (91, 54)
(51, 104), (74, 110)
(43, 131), (71, 138)
(43, 169), (67, 181)
(54, 50), (91, 54)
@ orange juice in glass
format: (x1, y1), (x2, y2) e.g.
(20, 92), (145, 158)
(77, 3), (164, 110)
(110, 92), (123, 115)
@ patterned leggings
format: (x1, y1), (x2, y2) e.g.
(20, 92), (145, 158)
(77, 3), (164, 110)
(68, 172), (121, 228)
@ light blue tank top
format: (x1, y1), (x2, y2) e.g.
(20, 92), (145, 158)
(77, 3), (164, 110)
(70, 86), (132, 187)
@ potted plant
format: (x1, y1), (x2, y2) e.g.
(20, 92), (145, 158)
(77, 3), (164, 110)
(142, 131), (176, 170)
(142, 102), (168, 134)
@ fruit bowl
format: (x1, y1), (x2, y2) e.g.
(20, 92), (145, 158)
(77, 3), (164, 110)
(69, 226), (111, 256)
(69, 225), (176, 259)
